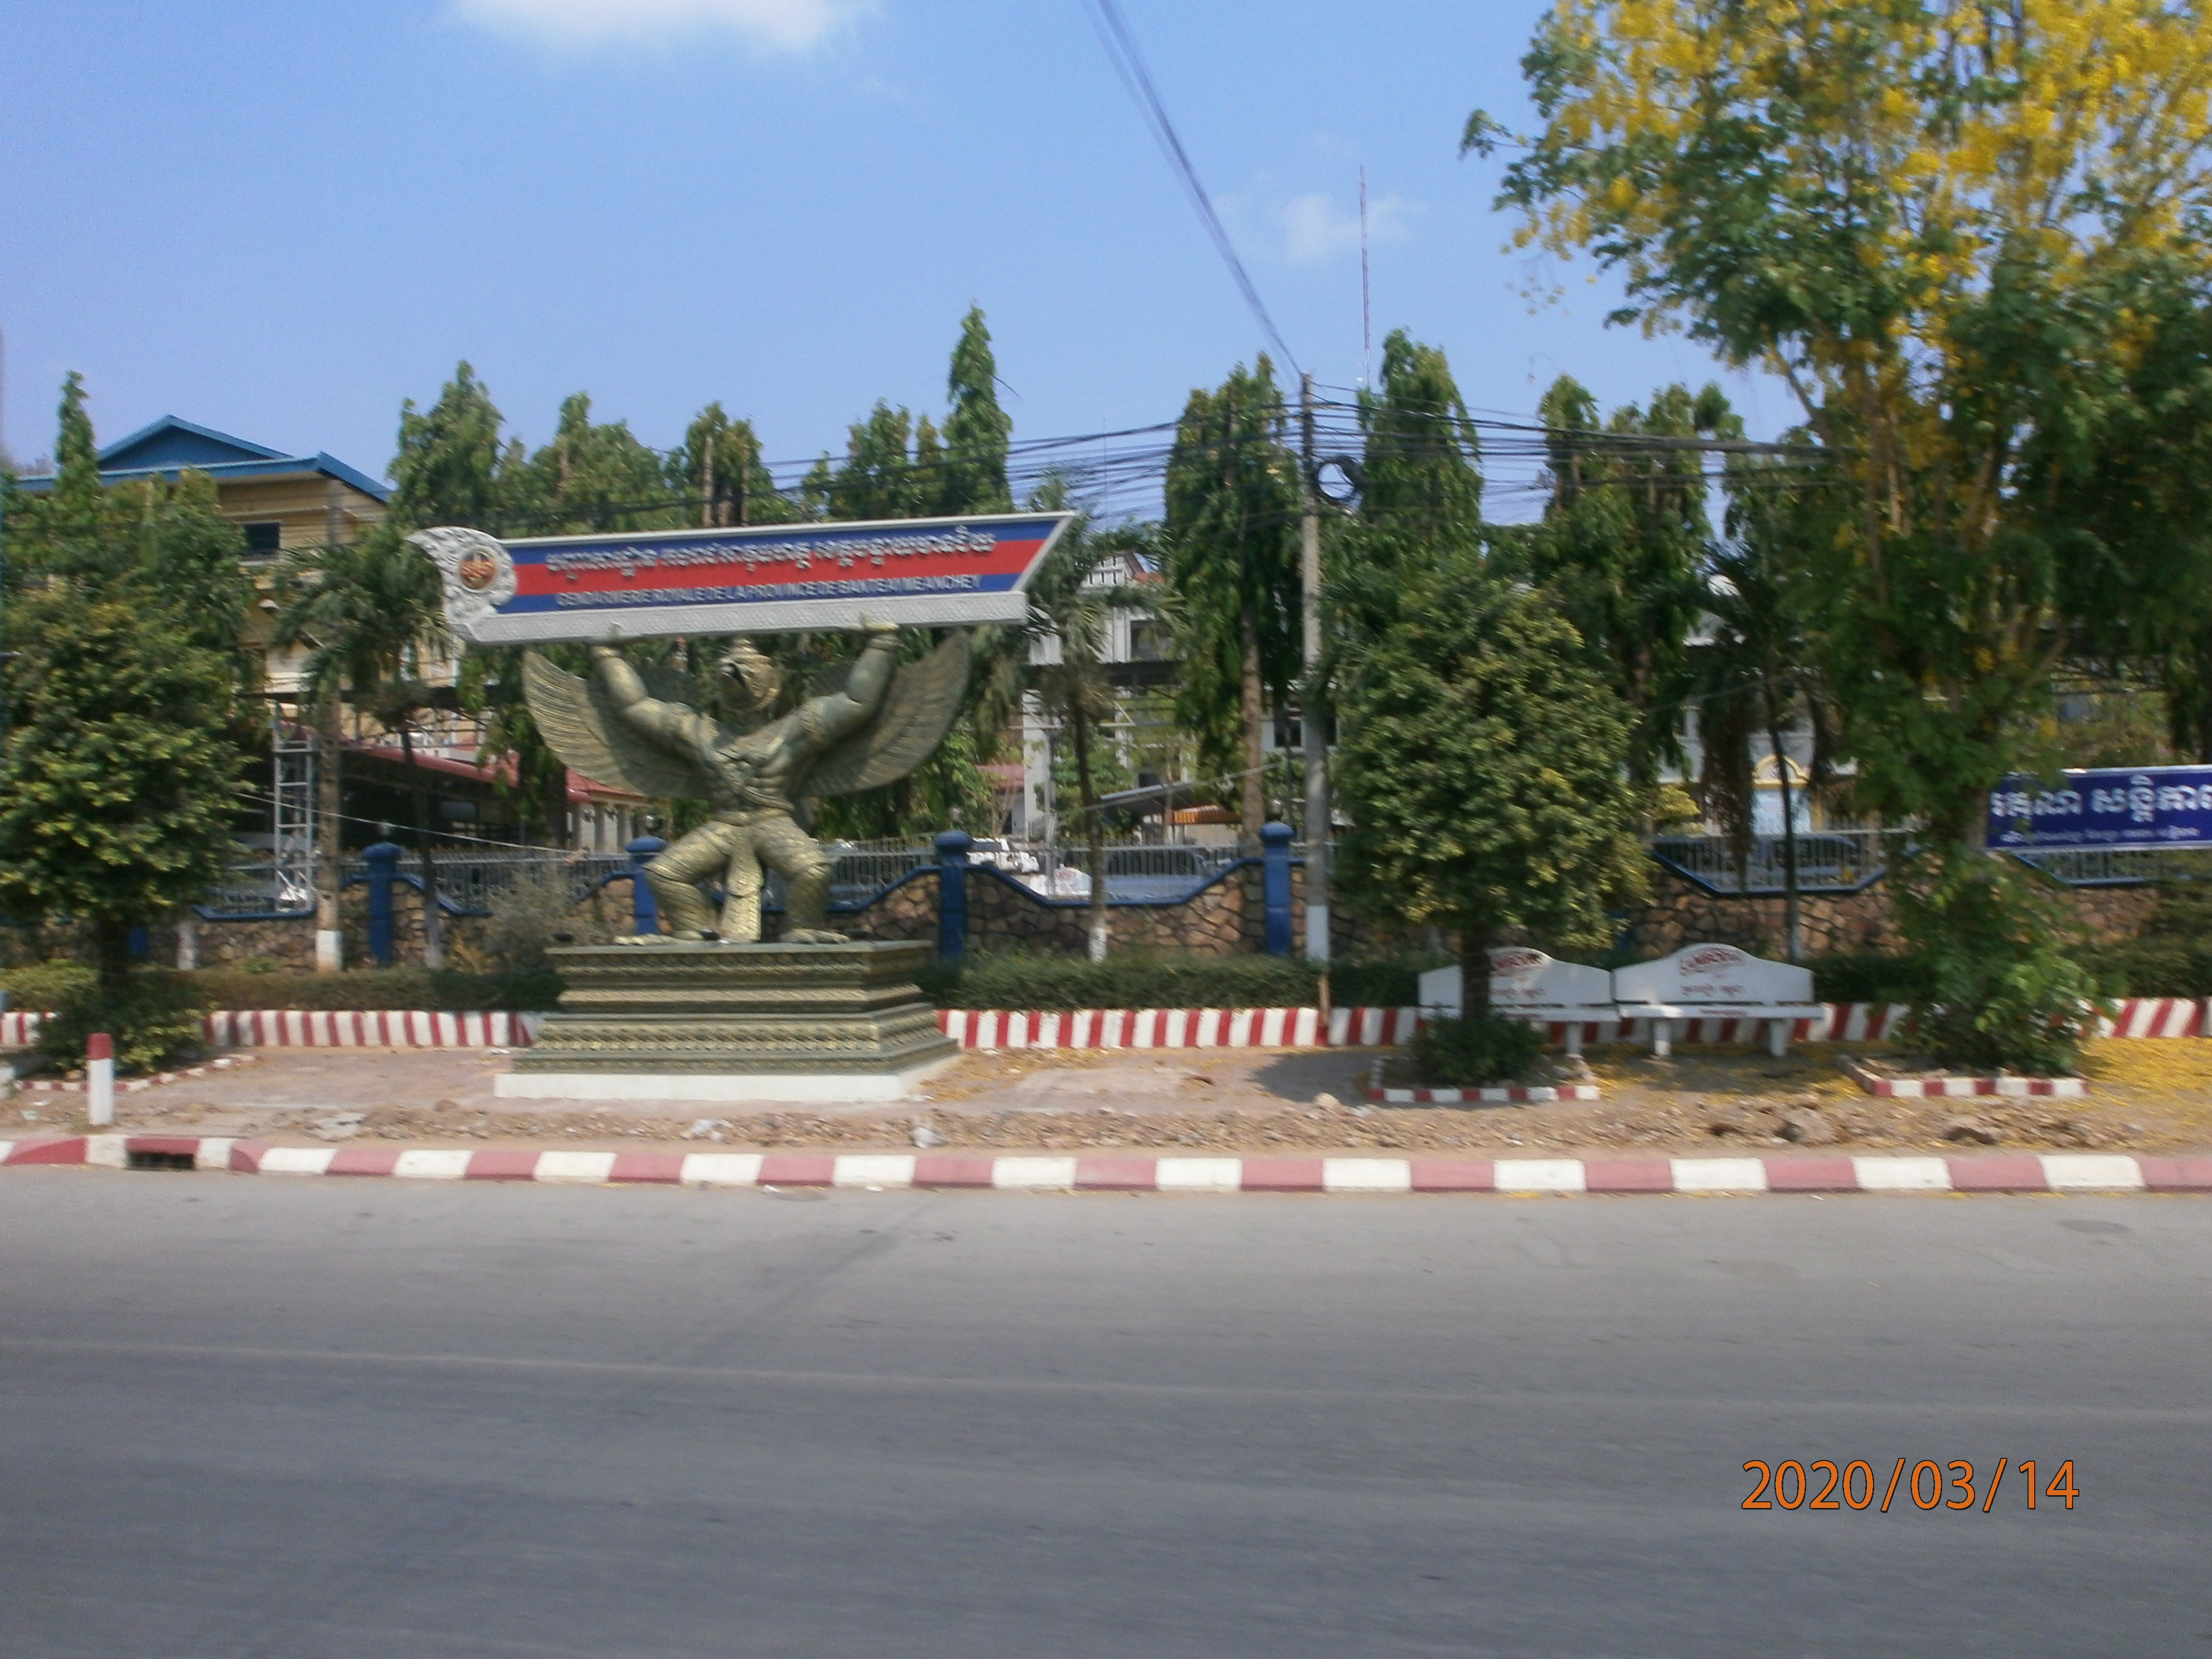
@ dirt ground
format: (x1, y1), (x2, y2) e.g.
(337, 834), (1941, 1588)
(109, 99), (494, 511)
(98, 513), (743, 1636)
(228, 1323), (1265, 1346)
(7, 1037), (2210, 1158)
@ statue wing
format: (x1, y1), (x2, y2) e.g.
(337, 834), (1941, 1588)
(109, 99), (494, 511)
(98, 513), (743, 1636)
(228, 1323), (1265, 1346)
(521, 651), (714, 801)
(800, 633), (973, 798)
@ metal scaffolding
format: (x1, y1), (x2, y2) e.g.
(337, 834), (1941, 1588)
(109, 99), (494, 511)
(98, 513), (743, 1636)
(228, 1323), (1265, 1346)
(271, 710), (318, 914)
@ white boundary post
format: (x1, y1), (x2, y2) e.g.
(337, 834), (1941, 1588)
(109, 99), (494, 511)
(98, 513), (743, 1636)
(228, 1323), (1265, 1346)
(87, 1032), (114, 1127)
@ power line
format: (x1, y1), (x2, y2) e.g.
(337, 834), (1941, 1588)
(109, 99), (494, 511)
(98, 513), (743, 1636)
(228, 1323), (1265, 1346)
(1080, 0), (1300, 374)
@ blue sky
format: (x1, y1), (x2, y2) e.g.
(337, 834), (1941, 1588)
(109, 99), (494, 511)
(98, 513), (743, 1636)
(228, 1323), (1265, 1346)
(0, 0), (1786, 518)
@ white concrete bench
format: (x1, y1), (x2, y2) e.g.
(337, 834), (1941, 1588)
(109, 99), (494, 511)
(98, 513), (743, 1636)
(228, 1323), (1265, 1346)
(1417, 948), (1619, 1056)
(1611, 944), (1823, 1058)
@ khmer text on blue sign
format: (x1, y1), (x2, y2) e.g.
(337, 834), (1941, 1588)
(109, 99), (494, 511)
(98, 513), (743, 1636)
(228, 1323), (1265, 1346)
(1987, 765), (2212, 851)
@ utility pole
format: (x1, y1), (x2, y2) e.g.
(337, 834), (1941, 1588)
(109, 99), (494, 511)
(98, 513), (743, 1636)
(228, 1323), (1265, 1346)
(1298, 372), (1330, 967)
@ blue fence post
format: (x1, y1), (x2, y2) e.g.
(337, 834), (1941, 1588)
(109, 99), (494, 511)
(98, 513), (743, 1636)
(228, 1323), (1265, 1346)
(625, 836), (668, 935)
(936, 830), (973, 959)
(1261, 821), (1294, 956)
(363, 841), (402, 967)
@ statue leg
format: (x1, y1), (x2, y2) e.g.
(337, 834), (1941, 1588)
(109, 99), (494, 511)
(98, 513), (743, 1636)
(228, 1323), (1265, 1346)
(717, 830), (766, 943)
(644, 823), (737, 938)
(754, 816), (841, 943)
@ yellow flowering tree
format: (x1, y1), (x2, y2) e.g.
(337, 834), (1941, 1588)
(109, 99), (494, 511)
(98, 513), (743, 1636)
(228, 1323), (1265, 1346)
(1469, 2), (2212, 1064)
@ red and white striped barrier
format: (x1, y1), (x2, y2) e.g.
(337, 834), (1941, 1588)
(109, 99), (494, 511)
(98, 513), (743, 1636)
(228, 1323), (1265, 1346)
(3, 1135), (2201, 1195)
(2097, 997), (2209, 1039)
(3, 1010), (533, 1051)
(935, 1006), (1423, 1050)
(200, 1010), (533, 1049)
(0, 999), (2204, 1060)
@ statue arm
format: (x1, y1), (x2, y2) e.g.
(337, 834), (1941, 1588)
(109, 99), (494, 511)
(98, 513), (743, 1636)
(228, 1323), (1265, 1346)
(803, 620), (902, 745)
(591, 646), (711, 751)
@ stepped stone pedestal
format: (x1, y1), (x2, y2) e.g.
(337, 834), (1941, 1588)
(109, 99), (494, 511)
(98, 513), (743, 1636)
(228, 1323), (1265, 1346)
(495, 939), (957, 1102)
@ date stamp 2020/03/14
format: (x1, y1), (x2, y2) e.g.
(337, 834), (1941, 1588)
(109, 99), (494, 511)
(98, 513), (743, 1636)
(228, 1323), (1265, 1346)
(1743, 1458), (2078, 1513)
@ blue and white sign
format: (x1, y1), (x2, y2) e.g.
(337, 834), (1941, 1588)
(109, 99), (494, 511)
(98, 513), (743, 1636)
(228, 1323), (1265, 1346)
(410, 512), (1074, 645)
(1987, 765), (2212, 850)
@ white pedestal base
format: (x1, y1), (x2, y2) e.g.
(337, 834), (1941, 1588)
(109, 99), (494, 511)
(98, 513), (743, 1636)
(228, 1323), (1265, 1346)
(494, 1056), (957, 1104)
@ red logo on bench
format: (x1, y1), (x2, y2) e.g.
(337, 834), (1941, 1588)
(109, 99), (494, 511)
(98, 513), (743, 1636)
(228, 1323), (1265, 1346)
(1679, 945), (1745, 974)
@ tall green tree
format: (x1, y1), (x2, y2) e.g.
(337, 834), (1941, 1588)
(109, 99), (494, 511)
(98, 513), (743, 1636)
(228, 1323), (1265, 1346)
(0, 378), (250, 1007)
(1333, 332), (1487, 650)
(938, 306), (1013, 515)
(1360, 331), (1483, 539)
(1335, 545), (1648, 1011)
(670, 404), (797, 527)
(391, 362), (508, 531)
(1163, 357), (1302, 842)
(830, 402), (930, 521)
(134, 469), (261, 690)
(1480, 0), (2212, 1066)
(1519, 376), (1730, 790)
(516, 393), (683, 535)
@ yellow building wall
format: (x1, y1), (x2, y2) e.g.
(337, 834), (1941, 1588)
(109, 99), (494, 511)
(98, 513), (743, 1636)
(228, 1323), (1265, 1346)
(217, 474), (387, 551)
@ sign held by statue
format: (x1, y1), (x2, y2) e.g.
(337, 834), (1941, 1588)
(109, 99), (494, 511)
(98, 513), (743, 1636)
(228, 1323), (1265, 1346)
(411, 512), (1074, 646)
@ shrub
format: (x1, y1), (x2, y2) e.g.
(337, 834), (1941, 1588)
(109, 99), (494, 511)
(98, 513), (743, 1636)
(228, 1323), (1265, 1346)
(2095, 884), (2212, 997)
(469, 865), (608, 974)
(1807, 953), (1939, 1006)
(4, 961), (207, 1075)
(1411, 1011), (1547, 1088)
(1896, 858), (2109, 1076)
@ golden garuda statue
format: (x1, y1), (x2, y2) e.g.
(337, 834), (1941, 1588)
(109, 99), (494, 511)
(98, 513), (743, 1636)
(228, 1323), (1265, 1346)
(521, 621), (969, 944)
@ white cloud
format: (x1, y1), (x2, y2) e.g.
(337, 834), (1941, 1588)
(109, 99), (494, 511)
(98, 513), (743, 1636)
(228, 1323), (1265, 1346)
(1275, 190), (1411, 265)
(452, 0), (866, 52)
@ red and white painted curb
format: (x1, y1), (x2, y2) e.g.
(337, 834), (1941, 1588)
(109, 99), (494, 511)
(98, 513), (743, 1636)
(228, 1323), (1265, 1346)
(1366, 1085), (1602, 1104)
(1842, 1058), (2087, 1098)
(1, 1135), (2203, 1194)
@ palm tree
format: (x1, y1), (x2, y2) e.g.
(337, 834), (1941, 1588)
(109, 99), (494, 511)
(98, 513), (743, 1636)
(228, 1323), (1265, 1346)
(273, 527), (452, 967)
(1021, 511), (1158, 962)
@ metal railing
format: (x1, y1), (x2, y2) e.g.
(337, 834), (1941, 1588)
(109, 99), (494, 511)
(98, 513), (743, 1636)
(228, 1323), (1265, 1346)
(1648, 830), (1890, 895)
(974, 837), (1253, 903)
(2011, 843), (2212, 887)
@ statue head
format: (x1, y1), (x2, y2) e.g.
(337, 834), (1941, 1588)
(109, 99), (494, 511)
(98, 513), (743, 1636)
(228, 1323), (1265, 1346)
(714, 638), (784, 722)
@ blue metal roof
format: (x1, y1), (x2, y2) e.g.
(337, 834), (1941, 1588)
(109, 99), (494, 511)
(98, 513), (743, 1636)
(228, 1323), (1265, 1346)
(14, 414), (392, 504)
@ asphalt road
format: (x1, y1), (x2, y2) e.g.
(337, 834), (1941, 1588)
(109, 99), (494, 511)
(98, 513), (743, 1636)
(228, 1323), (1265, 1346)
(0, 1173), (2206, 1657)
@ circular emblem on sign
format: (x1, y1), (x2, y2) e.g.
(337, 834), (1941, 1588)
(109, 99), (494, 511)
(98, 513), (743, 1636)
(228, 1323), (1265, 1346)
(409, 526), (516, 642)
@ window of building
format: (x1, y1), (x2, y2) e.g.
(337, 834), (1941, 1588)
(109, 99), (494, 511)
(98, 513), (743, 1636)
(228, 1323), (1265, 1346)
(1129, 619), (1175, 661)
(241, 522), (283, 555)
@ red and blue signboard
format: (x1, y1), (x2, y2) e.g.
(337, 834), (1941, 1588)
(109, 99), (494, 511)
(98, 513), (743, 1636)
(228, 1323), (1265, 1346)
(411, 512), (1073, 645)
(1988, 765), (2212, 851)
